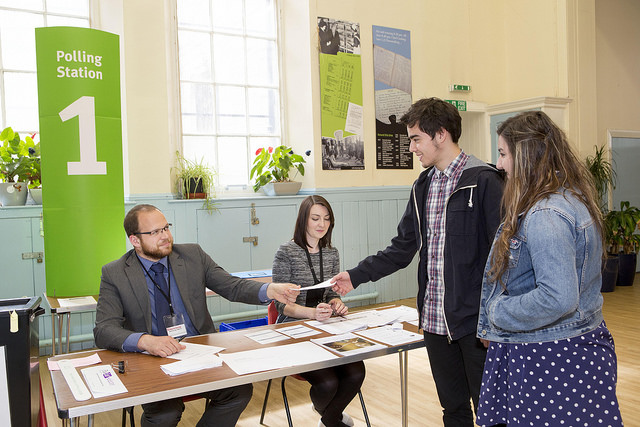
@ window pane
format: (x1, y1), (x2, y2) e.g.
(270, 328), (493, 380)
(213, 34), (245, 84)
(0, 0), (43, 11)
(181, 82), (215, 134)
(4, 72), (38, 131)
(246, 0), (275, 37)
(216, 86), (246, 134)
(178, 30), (212, 82)
(47, 15), (89, 27)
(176, 0), (210, 30)
(46, 0), (89, 16)
(246, 38), (277, 86)
(248, 87), (279, 135)
(0, 10), (43, 71)
(217, 136), (247, 186)
(212, 0), (243, 34)
(182, 135), (216, 170)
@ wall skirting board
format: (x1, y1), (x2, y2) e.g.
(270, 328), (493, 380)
(0, 186), (417, 354)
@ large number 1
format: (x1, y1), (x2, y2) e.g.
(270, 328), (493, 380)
(59, 96), (107, 175)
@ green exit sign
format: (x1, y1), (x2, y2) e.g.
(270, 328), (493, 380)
(449, 84), (471, 92)
(445, 100), (467, 111)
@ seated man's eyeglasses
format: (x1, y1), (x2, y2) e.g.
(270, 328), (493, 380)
(135, 224), (172, 237)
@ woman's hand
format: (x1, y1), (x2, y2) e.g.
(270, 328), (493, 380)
(328, 298), (348, 316)
(314, 303), (333, 321)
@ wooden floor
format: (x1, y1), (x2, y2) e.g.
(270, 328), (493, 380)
(40, 277), (640, 426)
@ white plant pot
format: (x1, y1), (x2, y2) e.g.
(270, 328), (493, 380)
(30, 188), (43, 205)
(262, 181), (302, 196)
(0, 182), (29, 206)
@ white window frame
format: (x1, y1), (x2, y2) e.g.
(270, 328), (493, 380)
(171, 0), (286, 194)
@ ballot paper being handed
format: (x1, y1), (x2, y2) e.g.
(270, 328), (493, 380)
(298, 279), (334, 291)
(81, 365), (128, 398)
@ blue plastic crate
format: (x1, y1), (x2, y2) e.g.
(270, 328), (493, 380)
(219, 316), (268, 332)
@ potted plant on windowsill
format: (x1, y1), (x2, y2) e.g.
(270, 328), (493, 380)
(586, 145), (618, 292)
(250, 145), (308, 196)
(605, 200), (640, 286)
(174, 151), (218, 213)
(0, 127), (40, 207)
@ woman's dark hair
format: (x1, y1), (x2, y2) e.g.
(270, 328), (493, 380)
(293, 195), (335, 249)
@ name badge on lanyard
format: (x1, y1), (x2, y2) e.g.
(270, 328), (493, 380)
(163, 313), (187, 338)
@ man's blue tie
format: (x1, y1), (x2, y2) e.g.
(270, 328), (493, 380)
(150, 262), (171, 336)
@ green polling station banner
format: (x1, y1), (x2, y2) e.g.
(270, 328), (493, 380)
(35, 27), (125, 297)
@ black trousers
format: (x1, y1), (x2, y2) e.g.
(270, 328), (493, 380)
(140, 383), (253, 427)
(299, 361), (366, 427)
(423, 332), (487, 427)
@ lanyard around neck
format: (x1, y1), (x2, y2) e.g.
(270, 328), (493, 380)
(303, 246), (323, 284)
(136, 255), (174, 315)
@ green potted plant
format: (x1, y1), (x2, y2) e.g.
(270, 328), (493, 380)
(0, 127), (39, 206)
(250, 145), (308, 195)
(585, 145), (618, 291)
(605, 201), (640, 286)
(174, 151), (218, 212)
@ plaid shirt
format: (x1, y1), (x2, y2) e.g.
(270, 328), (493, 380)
(421, 151), (469, 335)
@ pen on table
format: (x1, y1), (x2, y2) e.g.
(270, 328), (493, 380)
(332, 310), (347, 319)
(177, 336), (186, 342)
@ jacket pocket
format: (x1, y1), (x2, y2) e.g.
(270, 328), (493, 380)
(508, 237), (522, 268)
(447, 189), (477, 236)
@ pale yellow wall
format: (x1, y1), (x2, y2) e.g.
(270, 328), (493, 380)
(118, 0), (631, 195)
(595, 0), (640, 147)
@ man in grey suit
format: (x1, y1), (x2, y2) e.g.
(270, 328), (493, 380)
(94, 204), (300, 427)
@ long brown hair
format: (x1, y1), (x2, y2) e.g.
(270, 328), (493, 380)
(293, 195), (335, 249)
(488, 111), (603, 283)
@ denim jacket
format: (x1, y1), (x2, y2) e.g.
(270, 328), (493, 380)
(477, 191), (604, 343)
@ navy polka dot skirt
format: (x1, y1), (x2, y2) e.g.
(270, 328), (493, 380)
(476, 321), (622, 426)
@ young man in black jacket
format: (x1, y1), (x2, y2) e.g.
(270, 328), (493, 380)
(332, 98), (504, 426)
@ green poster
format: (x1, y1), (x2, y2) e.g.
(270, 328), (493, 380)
(35, 27), (125, 297)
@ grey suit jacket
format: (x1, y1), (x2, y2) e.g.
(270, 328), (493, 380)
(94, 243), (265, 352)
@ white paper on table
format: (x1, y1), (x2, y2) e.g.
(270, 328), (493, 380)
(355, 325), (423, 346)
(345, 310), (400, 327)
(276, 324), (322, 339)
(219, 341), (337, 376)
(244, 329), (290, 345)
(48, 353), (102, 371)
(57, 296), (96, 308)
(166, 343), (225, 360)
(80, 365), (128, 398)
(161, 354), (222, 376)
(311, 333), (387, 356)
(407, 319), (419, 327)
(305, 317), (368, 335)
(377, 305), (419, 323)
(298, 279), (334, 291)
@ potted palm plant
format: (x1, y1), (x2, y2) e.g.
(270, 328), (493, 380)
(250, 145), (308, 195)
(0, 127), (39, 206)
(605, 201), (640, 286)
(585, 145), (618, 291)
(174, 152), (218, 212)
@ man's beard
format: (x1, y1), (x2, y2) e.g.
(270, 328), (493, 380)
(140, 239), (173, 260)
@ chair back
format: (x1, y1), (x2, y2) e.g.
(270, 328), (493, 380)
(267, 301), (278, 324)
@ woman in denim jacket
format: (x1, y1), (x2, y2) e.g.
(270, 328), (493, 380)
(475, 111), (622, 427)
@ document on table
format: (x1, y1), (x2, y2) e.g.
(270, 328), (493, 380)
(377, 305), (419, 323)
(57, 296), (96, 308)
(277, 324), (322, 339)
(345, 309), (401, 327)
(219, 341), (337, 375)
(355, 325), (423, 346)
(81, 365), (128, 398)
(245, 329), (290, 344)
(161, 354), (223, 376)
(166, 343), (225, 360)
(48, 353), (102, 371)
(311, 333), (387, 356)
(306, 317), (368, 335)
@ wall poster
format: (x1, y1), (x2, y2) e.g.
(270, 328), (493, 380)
(373, 26), (412, 169)
(318, 17), (364, 171)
